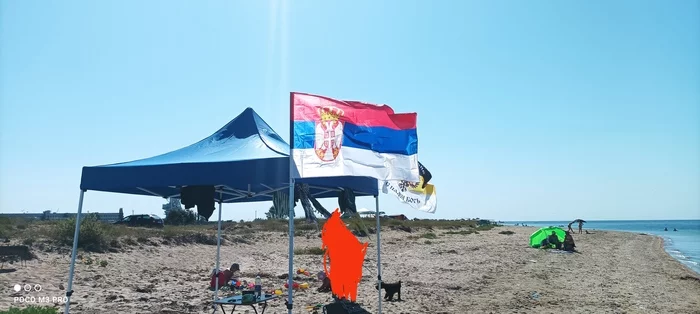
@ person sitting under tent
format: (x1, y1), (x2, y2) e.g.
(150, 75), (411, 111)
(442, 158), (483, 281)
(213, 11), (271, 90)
(539, 231), (562, 249)
(547, 231), (562, 250)
(210, 263), (240, 290)
(563, 231), (576, 252)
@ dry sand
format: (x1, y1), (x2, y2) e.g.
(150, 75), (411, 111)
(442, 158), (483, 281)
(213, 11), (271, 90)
(2, 226), (700, 314)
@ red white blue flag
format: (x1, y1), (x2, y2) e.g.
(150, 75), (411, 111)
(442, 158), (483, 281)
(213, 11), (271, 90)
(290, 92), (419, 182)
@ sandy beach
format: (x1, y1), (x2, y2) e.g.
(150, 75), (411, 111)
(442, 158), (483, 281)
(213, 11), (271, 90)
(2, 226), (699, 314)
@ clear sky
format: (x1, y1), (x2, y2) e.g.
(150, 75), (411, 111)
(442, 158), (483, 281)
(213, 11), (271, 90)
(1, 0), (698, 221)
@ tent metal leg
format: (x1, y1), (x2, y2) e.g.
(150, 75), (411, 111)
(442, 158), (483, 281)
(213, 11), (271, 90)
(375, 195), (382, 314)
(286, 178), (295, 314)
(213, 192), (223, 310)
(64, 190), (86, 314)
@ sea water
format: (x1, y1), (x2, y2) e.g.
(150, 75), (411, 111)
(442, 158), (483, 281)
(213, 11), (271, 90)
(506, 220), (700, 274)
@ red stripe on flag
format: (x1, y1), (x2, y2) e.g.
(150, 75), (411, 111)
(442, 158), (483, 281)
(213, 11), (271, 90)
(292, 92), (417, 130)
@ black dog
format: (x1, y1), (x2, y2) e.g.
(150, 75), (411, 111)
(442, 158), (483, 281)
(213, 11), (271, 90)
(375, 280), (402, 301)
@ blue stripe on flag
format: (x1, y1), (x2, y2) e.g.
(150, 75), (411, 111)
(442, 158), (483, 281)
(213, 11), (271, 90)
(292, 121), (417, 155)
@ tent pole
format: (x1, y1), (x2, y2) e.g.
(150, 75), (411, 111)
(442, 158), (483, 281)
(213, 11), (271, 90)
(286, 178), (295, 314)
(213, 191), (223, 311)
(375, 194), (382, 314)
(64, 190), (86, 314)
(287, 91), (295, 314)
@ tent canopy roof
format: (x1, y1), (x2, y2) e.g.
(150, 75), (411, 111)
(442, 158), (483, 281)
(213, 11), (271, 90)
(80, 108), (378, 203)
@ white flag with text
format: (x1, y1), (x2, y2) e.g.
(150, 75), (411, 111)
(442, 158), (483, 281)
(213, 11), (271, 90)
(381, 177), (437, 213)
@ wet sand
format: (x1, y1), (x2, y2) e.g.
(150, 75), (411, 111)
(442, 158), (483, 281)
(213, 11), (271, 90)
(1, 226), (699, 314)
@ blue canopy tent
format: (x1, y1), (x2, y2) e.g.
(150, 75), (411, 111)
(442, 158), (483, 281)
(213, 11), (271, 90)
(79, 108), (377, 201)
(64, 108), (380, 314)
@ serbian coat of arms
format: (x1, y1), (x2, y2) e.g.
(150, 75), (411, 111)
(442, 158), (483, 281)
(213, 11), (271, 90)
(314, 106), (345, 162)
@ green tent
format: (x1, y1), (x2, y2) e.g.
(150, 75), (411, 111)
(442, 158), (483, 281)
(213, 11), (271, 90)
(529, 226), (566, 248)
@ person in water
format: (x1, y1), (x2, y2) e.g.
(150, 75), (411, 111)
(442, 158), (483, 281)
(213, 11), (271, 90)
(664, 227), (668, 231)
(673, 228), (678, 232)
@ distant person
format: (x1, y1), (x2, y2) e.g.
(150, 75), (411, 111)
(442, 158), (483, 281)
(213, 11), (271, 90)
(210, 263), (240, 290)
(567, 222), (575, 233)
(563, 231), (576, 252)
(578, 221), (584, 234)
(673, 228), (678, 232)
(664, 227), (668, 231)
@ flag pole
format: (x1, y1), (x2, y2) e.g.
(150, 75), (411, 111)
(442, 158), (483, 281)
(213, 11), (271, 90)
(286, 92), (295, 314)
(375, 194), (382, 314)
(212, 190), (223, 313)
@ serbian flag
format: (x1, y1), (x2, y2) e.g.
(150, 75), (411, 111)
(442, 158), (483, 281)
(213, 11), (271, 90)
(291, 92), (419, 182)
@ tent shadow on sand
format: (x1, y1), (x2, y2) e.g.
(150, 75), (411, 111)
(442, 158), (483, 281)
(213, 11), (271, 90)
(321, 300), (372, 314)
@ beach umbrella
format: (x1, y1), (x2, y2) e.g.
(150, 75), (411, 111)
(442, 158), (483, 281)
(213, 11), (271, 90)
(529, 226), (566, 248)
(572, 219), (586, 223)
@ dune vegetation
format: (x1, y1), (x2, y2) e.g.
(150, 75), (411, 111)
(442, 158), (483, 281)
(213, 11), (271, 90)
(0, 215), (497, 254)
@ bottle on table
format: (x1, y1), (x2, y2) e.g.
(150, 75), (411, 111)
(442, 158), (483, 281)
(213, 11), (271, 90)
(254, 276), (262, 299)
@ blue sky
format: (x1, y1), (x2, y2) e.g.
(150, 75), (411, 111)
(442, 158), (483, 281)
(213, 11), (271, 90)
(1, 0), (698, 221)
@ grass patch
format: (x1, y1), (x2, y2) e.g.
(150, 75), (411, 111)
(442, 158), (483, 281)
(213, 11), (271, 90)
(3, 306), (59, 314)
(255, 219), (290, 233)
(296, 223), (318, 231)
(499, 230), (515, 235)
(162, 232), (218, 245)
(475, 224), (496, 231)
(54, 214), (112, 252)
(445, 230), (479, 235)
(22, 237), (35, 246)
(421, 232), (438, 239)
(123, 237), (138, 246)
(381, 218), (477, 229)
(294, 247), (325, 255)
